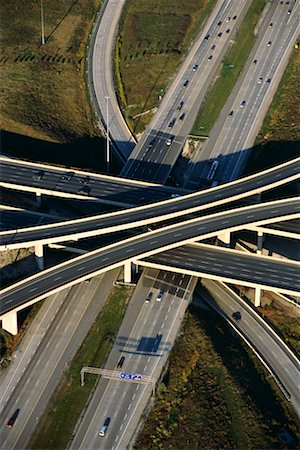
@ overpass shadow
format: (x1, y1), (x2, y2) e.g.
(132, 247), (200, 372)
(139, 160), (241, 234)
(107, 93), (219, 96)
(114, 334), (171, 357)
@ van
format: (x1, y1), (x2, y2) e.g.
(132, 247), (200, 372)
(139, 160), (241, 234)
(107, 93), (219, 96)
(99, 417), (111, 436)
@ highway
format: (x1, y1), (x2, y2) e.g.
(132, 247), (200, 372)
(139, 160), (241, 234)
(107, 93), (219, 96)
(1, 156), (299, 250)
(70, 269), (196, 450)
(1, 197), (299, 316)
(186, 0), (300, 187)
(0, 271), (119, 450)
(120, 0), (251, 183)
(201, 279), (300, 415)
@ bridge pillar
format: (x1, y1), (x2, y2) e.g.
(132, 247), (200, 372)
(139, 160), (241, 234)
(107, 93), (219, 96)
(254, 287), (262, 307)
(124, 261), (132, 283)
(217, 231), (231, 247)
(36, 191), (42, 207)
(257, 231), (264, 255)
(35, 243), (44, 270)
(1, 311), (18, 335)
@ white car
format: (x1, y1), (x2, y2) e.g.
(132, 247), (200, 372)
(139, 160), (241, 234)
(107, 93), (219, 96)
(166, 138), (172, 146)
(156, 290), (164, 302)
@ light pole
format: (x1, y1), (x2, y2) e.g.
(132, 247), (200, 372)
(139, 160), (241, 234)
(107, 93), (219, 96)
(41, 1), (45, 45)
(105, 96), (110, 174)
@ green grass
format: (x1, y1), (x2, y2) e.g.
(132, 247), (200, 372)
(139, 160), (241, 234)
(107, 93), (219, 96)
(115, 0), (217, 134)
(29, 285), (132, 450)
(0, 1), (119, 173)
(192, 0), (267, 136)
(135, 307), (299, 449)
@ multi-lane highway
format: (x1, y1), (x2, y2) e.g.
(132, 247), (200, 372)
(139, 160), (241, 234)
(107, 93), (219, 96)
(1, 197), (299, 316)
(1, 156), (299, 250)
(120, 0), (251, 183)
(186, 0), (300, 187)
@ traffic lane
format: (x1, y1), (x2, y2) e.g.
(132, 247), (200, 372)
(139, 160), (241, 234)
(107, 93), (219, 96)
(144, 244), (300, 291)
(203, 279), (300, 413)
(1, 197), (298, 314)
(1, 158), (299, 248)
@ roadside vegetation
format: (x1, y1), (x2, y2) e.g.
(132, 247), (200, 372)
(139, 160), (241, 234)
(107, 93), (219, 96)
(115, 0), (217, 135)
(0, 0), (117, 172)
(191, 0), (267, 136)
(29, 285), (133, 449)
(135, 306), (299, 449)
(245, 45), (300, 174)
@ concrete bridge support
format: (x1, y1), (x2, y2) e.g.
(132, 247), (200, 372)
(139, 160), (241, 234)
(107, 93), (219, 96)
(35, 243), (44, 270)
(124, 261), (132, 284)
(217, 231), (231, 247)
(1, 311), (18, 335)
(36, 191), (42, 207)
(257, 231), (264, 255)
(254, 287), (262, 307)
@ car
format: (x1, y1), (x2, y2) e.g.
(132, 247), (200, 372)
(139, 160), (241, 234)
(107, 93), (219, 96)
(266, 78), (271, 84)
(145, 291), (153, 303)
(269, 22), (273, 27)
(208, 55), (213, 61)
(61, 172), (73, 181)
(156, 290), (164, 302)
(179, 113), (185, 121)
(232, 311), (241, 321)
(192, 64), (198, 71)
(166, 138), (173, 146)
(78, 186), (91, 195)
(228, 110), (234, 117)
(288, 9), (292, 14)
(253, 59), (257, 64)
(177, 101), (184, 110)
(117, 356), (125, 368)
(168, 118), (176, 128)
(211, 44), (216, 50)
(226, 17), (230, 23)
(183, 79), (189, 87)
(240, 100), (246, 108)
(217, 21), (222, 26)
(233, 15), (237, 20)
(257, 77), (263, 84)
(267, 41), (272, 47)
(204, 34), (210, 40)
(6, 409), (20, 428)
(149, 138), (155, 146)
(280, 1), (283, 4)
(226, 28), (230, 33)
(171, 193), (181, 198)
(217, 32), (222, 38)
(79, 176), (90, 185)
(99, 417), (111, 436)
(32, 170), (44, 181)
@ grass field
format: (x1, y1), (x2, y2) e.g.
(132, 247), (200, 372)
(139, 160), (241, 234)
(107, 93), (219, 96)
(191, 0), (267, 136)
(135, 307), (299, 449)
(0, 0), (120, 173)
(29, 285), (132, 449)
(115, 0), (217, 135)
(245, 46), (300, 174)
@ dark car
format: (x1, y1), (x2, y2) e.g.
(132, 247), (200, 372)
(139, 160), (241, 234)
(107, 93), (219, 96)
(266, 78), (271, 84)
(217, 21), (222, 26)
(232, 311), (241, 321)
(226, 28), (230, 33)
(211, 44), (216, 50)
(229, 110), (234, 117)
(233, 15), (237, 20)
(78, 186), (91, 195)
(79, 176), (90, 185)
(61, 172), (73, 181)
(179, 113), (185, 121)
(168, 118), (176, 128)
(253, 59), (257, 64)
(208, 55), (213, 61)
(217, 32), (222, 38)
(192, 64), (198, 71)
(149, 138), (155, 146)
(99, 417), (111, 436)
(7, 409), (20, 428)
(204, 34), (210, 40)
(178, 101), (184, 110)
(117, 356), (125, 369)
(183, 79), (189, 87)
(145, 291), (153, 303)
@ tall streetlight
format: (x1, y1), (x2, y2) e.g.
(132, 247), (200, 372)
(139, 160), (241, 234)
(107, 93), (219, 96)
(105, 96), (110, 174)
(41, 1), (45, 45)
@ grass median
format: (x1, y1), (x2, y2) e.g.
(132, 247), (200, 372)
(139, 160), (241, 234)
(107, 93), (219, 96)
(115, 0), (217, 135)
(29, 285), (133, 450)
(191, 0), (267, 136)
(135, 306), (299, 449)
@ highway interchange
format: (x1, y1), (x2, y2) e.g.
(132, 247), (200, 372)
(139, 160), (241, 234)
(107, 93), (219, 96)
(1, 0), (300, 447)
